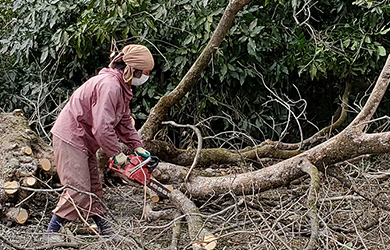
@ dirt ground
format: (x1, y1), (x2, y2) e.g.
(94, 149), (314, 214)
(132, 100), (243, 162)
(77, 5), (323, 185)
(1, 154), (390, 250)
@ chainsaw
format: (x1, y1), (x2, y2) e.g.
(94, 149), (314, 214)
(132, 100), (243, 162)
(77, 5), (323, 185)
(108, 155), (172, 198)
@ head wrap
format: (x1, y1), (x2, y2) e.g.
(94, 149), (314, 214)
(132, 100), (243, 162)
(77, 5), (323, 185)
(109, 44), (154, 82)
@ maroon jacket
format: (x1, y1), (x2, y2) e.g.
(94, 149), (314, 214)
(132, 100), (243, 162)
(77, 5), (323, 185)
(51, 68), (143, 157)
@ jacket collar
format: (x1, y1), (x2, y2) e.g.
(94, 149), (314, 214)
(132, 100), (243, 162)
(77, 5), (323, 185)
(98, 68), (133, 100)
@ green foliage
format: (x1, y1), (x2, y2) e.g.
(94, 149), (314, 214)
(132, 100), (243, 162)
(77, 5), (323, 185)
(0, 0), (389, 144)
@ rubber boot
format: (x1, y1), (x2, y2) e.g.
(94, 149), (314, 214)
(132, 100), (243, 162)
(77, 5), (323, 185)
(44, 214), (66, 242)
(92, 214), (113, 236)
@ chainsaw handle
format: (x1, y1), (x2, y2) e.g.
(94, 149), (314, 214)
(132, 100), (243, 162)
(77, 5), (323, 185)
(147, 156), (160, 173)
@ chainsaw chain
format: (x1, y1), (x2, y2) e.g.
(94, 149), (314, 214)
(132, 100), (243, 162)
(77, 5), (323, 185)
(148, 179), (171, 198)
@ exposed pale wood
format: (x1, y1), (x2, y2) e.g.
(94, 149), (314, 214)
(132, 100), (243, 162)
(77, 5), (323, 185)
(23, 146), (32, 155)
(167, 185), (174, 192)
(40, 158), (51, 171)
(202, 235), (217, 250)
(4, 181), (19, 195)
(12, 109), (23, 116)
(21, 177), (37, 187)
(204, 241), (217, 250)
(6, 207), (28, 224)
(146, 187), (160, 203)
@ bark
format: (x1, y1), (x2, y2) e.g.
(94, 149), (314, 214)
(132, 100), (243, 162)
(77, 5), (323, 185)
(164, 121), (390, 201)
(168, 189), (216, 250)
(270, 80), (352, 150)
(0, 112), (55, 181)
(6, 207), (28, 225)
(299, 160), (319, 250)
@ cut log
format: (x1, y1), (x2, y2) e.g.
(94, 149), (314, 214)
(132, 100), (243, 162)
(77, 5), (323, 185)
(6, 207), (28, 224)
(3, 181), (19, 195)
(21, 177), (37, 188)
(167, 185), (174, 192)
(23, 146), (32, 155)
(39, 158), (51, 172)
(146, 187), (160, 203)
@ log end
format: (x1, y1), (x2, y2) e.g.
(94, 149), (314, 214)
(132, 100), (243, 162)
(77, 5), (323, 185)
(7, 207), (29, 224)
(193, 235), (217, 250)
(22, 177), (37, 187)
(150, 195), (160, 203)
(4, 181), (20, 195)
(40, 158), (51, 171)
(23, 146), (32, 155)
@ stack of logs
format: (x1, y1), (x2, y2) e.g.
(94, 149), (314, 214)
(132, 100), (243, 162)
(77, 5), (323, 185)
(0, 111), (57, 226)
(1, 145), (56, 225)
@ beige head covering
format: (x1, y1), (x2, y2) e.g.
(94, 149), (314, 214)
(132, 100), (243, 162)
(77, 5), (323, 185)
(109, 44), (154, 82)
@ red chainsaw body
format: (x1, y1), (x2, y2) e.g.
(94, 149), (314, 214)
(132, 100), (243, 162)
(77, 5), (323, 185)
(108, 155), (152, 185)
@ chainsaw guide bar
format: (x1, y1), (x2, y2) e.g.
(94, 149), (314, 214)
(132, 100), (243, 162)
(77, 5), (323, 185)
(108, 155), (173, 198)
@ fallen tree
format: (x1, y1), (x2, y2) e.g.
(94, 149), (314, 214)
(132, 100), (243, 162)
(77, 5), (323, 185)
(1, 0), (390, 249)
(1, 55), (388, 249)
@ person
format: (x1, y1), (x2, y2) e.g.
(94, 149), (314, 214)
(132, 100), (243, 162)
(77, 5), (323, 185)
(44, 44), (154, 239)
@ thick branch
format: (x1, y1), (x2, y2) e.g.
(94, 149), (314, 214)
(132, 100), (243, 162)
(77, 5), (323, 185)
(155, 130), (390, 200)
(147, 139), (301, 166)
(348, 54), (390, 129)
(301, 81), (352, 147)
(168, 189), (215, 249)
(183, 157), (306, 200)
(299, 160), (319, 250)
(267, 81), (352, 150)
(139, 0), (253, 141)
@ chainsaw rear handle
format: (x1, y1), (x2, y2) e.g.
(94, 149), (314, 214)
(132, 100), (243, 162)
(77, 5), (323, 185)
(147, 156), (160, 173)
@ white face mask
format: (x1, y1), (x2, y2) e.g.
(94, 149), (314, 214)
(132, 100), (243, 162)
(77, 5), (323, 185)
(132, 74), (149, 86)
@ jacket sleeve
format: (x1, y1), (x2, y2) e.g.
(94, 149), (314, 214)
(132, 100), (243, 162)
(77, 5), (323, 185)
(115, 108), (143, 151)
(91, 81), (122, 157)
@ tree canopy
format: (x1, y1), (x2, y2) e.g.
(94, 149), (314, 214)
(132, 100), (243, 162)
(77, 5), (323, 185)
(1, 0), (389, 143)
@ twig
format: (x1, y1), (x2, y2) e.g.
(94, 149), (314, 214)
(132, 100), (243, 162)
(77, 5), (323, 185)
(318, 195), (364, 202)
(327, 166), (390, 211)
(12, 185), (110, 212)
(162, 121), (203, 181)
(0, 233), (81, 250)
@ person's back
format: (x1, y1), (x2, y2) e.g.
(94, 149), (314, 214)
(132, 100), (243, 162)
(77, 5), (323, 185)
(51, 67), (133, 156)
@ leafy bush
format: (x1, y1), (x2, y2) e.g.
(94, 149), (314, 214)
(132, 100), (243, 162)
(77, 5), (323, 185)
(0, 0), (389, 145)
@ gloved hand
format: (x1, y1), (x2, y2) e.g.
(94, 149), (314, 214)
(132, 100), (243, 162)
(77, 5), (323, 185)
(113, 152), (128, 168)
(135, 147), (150, 160)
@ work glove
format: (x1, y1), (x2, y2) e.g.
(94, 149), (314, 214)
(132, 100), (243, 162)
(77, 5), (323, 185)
(135, 147), (150, 160)
(113, 152), (128, 168)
